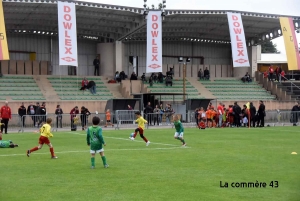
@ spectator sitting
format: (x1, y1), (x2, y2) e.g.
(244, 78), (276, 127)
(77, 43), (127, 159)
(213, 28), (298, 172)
(130, 72), (138, 81)
(141, 73), (146, 82)
(158, 72), (164, 83)
(153, 73), (158, 83)
(165, 71), (173, 87)
(87, 81), (96, 94)
(80, 77), (89, 90)
(115, 71), (121, 83)
(120, 71), (127, 81)
(204, 67), (210, 80)
(241, 72), (251, 83)
(149, 76), (154, 87)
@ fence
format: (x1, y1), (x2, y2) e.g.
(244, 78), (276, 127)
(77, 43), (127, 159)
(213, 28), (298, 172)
(1, 110), (300, 133)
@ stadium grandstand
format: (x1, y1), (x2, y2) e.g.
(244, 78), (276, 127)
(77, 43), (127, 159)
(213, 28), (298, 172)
(0, 0), (299, 114)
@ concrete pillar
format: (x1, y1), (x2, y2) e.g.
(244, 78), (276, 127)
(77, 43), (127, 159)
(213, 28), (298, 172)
(251, 45), (261, 78)
(97, 43), (114, 76)
(115, 41), (124, 73)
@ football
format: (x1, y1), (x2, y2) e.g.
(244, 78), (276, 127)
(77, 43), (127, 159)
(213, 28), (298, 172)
(130, 133), (134, 137)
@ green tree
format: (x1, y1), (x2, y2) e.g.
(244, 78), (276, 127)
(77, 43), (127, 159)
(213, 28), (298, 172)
(261, 40), (278, 53)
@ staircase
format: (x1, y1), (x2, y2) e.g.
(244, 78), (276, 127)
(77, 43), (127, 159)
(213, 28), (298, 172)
(33, 75), (60, 101)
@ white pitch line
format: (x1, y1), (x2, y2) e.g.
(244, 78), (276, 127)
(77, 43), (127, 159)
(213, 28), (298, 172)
(68, 132), (183, 147)
(0, 147), (190, 157)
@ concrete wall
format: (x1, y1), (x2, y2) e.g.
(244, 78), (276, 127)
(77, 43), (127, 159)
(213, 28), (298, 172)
(97, 43), (115, 76)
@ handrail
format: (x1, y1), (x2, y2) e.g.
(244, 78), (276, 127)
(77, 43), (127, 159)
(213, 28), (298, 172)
(281, 75), (300, 93)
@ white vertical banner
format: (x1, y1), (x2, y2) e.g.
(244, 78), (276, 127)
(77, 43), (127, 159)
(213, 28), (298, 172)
(58, 1), (78, 66)
(146, 11), (162, 73)
(227, 12), (250, 67)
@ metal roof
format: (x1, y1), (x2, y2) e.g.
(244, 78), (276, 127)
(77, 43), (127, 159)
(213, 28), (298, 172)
(3, 0), (300, 44)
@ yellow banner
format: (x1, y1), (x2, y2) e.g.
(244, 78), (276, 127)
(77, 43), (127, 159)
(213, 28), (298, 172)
(0, 0), (8, 60)
(279, 17), (300, 70)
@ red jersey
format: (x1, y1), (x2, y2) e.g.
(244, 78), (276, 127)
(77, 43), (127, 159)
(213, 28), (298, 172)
(81, 80), (88, 87)
(217, 105), (224, 115)
(0, 106), (11, 119)
(281, 71), (285, 77)
(70, 108), (79, 120)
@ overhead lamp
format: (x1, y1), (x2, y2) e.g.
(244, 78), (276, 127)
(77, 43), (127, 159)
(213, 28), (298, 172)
(186, 57), (191, 63)
(178, 56), (183, 63)
(295, 22), (298, 28)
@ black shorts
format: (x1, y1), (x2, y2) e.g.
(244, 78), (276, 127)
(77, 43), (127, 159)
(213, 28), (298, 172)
(106, 120), (110, 123)
(207, 119), (212, 122)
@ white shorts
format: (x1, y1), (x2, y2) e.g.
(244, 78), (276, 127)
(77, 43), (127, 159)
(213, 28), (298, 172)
(174, 132), (184, 138)
(90, 149), (104, 154)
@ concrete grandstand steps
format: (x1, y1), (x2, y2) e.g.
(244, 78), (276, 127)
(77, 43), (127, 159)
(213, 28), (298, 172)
(103, 83), (123, 98)
(34, 75), (59, 101)
(187, 77), (215, 99)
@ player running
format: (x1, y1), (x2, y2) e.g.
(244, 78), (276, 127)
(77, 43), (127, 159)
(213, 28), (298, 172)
(0, 140), (18, 148)
(87, 116), (109, 169)
(173, 115), (186, 146)
(129, 111), (150, 146)
(27, 118), (58, 159)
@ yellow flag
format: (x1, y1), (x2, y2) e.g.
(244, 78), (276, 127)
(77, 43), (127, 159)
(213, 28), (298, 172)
(0, 0), (9, 60)
(279, 17), (300, 70)
(246, 102), (250, 109)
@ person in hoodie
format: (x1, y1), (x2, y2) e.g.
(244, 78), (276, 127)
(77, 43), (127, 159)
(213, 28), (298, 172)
(18, 102), (26, 128)
(37, 102), (47, 127)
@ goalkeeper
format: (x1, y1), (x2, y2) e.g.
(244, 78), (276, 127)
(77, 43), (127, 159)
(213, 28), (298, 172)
(0, 140), (18, 148)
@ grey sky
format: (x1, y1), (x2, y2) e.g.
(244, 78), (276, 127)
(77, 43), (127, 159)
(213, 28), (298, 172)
(81, 0), (300, 53)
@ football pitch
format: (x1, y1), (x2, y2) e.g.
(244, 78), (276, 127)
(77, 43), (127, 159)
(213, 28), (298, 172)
(1, 127), (299, 201)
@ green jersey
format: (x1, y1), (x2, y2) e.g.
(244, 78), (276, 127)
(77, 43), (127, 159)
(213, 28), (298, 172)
(174, 121), (184, 133)
(86, 126), (105, 150)
(0, 140), (12, 148)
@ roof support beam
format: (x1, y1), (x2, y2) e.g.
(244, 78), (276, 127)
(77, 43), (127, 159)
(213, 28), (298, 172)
(116, 18), (145, 41)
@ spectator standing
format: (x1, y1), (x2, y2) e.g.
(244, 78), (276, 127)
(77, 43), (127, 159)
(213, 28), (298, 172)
(128, 105), (133, 110)
(194, 108), (199, 127)
(198, 69), (203, 80)
(80, 106), (91, 131)
(141, 73), (146, 82)
(70, 106), (79, 130)
(55, 105), (63, 129)
(0, 101), (11, 134)
(37, 102), (47, 127)
(268, 65), (274, 81)
(291, 102), (300, 126)
(27, 102), (36, 127)
(18, 102), (26, 129)
(35, 102), (40, 127)
(204, 67), (210, 80)
(153, 105), (160, 126)
(144, 102), (153, 126)
(93, 56), (100, 76)
(249, 102), (256, 127)
(233, 102), (241, 127)
(87, 81), (96, 95)
(158, 72), (164, 83)
(217, 103), (224, 127)
(257, 100), (266, 127)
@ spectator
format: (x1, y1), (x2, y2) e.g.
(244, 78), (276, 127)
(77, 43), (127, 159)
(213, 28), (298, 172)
(233, 102), (241, 127)
(55, 105), (63, 129)
(18, 102), (26, 128)
(241, 72), (251, 83)
(70, 106), (79, 130)
(87, 81), (96, 95)
(268, 65), (274, 81)
(149, 76), (154, 87)
(37, 102), (47, 127)
(141, 73), (146, 82)
(35, 102), (40, 127)
(280, 70), (285, 83)
(80, 77), (89, 90)
(27, 102), (36, 127)
(242, 105), (249, 127)
(164, 104), (174, 125)
(0, 101), (11, 134)
(165, 70), (173, 87)
(130, 72), (138, 81)
(128, 105), (133, 110)
(198, 69), (203, 80)
(257, 100), (266, 127)
(152, 105), (160, 126)
(158, 72), (164, 83)
(194, 108), (199, 127)
(159, 103), (164, 125)
(145, 102), (153, 126)
(217, 102), (224, 127)
(93, 56), (100, 76)
(80, 106), (91, 131)
(120, 71), (126, 80)
(204, 67), (210, 80)
(291, 102), (300, 126)
(249, 102), (256, 127)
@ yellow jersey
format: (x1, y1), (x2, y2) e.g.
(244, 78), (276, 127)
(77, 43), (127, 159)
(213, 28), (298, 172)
(40, 123), (53, 138)
(136, 116), (147, 130)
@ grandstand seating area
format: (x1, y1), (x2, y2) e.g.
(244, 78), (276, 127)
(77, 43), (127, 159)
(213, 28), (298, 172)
(145, 79), (204, 100)
(0, 75), (45, 100)
(200, 79), (276, 100)
(48, 77), (114, 100)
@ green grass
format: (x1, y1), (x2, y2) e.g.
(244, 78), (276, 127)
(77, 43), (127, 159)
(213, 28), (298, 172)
(1, 127), (300, 201)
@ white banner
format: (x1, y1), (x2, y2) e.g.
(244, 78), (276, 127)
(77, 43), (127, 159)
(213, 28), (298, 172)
(227, 12), (250, 67)
(58, 1), (78, 66)
(146, 11), (162, 73)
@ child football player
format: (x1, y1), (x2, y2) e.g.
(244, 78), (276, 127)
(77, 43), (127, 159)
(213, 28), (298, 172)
(173, 115), (186, 146)
(87, 116), (109, 169)
(104, 109), (114, 127)
(129, 111), (150, 146)
(27, 118), (58, 159)
(0, 140), (18, 148)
